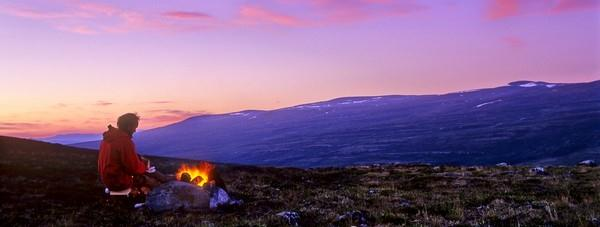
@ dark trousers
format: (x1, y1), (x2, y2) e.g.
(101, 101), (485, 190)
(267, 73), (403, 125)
(133, 171), (171, 190)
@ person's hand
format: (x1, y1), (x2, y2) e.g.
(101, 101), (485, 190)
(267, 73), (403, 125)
(146, 166), (156, 173)
(140, 156), (150, 168)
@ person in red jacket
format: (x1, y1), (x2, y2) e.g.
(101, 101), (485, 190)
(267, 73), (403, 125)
(98, 113), (167, 194)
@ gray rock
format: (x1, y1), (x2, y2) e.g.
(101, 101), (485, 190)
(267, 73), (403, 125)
(146, 181), (210, 212)
(209, 187), (230, 208)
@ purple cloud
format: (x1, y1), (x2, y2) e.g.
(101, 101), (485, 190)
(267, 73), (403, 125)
(163, 11), (211, 19)
(501, 36), (525, 49)
(486, 0), (600, 20)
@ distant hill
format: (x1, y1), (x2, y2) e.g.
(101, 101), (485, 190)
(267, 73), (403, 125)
(36, 133), (101, 145)
(72, 80), (600, 167)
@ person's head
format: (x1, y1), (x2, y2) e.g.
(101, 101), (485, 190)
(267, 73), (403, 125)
(117, 113), (140, 136)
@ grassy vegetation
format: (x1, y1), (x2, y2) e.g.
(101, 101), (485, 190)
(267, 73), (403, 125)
(1, 136), (599, 226)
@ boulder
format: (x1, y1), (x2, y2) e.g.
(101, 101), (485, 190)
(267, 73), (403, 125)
(146, 181), (210, 212)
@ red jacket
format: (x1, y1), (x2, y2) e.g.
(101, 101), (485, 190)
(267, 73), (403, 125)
(98, 125), (147, 191)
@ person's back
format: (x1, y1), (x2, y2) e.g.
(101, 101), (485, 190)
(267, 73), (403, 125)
(98, 113), (148, 191)
(98, 125), (147, 191)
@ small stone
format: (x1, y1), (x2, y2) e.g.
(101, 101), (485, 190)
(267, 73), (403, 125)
(368, 189), (377, 195)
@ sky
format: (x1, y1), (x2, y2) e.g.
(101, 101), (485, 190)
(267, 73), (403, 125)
(0, 0), (599, 138)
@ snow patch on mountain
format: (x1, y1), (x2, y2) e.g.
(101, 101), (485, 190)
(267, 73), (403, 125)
(475, 99), (502, 108)
(519, 82), (538, 87)
(230, 112), (250, 116)
(508, 81), (558, 88)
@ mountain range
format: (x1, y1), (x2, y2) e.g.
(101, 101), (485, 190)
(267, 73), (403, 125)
(71, 80), (600, 167)
(37, 133), (100, 145)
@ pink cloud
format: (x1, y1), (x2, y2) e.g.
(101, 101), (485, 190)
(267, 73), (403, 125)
(76, 2), (118, 16)
(0, 4), (87, 19)
(57, 24), (96, 35)
(142, 109), (208, 125)
(239, 5), (306, 26)
(501, 36), (525, 49)
(0, 122), (41, 130)
(149, 101), (174, 104)
(486, 0), (519, 20)
(242, 0), (427, 26)
(0, 0), (430, 34)
(163, 11), (211, 19)
(0, 1), (216, 34)
(550, 0), (600, 13)
(300, 0), (427, 23)
(0, 0), (429, 33)
(486, 0), (599, 20)
(95, 101), (113, 106)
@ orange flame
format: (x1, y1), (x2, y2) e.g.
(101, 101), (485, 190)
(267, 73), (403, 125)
(176, 162), (215, 187)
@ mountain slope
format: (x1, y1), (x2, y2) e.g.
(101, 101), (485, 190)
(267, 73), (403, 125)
(73, 80), (600, 167)
(37, 133), (101, 145)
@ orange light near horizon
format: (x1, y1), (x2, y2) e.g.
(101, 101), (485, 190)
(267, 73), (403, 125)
(176, 162), (215, 186)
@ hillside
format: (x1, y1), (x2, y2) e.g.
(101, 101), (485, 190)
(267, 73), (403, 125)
(73, 80), (600, 167)
(37, 133), (101, 145)
(2, 136), (600, 226)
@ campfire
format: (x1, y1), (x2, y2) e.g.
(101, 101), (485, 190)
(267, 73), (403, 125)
(175, 162), (215, 187)
(146, 161), (241, 212)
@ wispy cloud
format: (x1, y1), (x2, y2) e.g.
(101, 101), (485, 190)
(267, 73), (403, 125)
(142, 109), (208, 124)
(52, 103), (68, 108)
(95, 101), (113, 106)
(238, 5), (306, 26)
(486, 0), (519, 20)
(149, 100), (173, 104)
(0, 1), (216, 34)
(306, 0), (428, 23)
(57, 24), (97, 35)
(550, 0), (600, 13)
(259, 0), (429, 25)
(485, 0), (599, 20)
(0, 122), (44, 130)
(501, 36), (525, 49)
(0, 4), (88, 19)
(0, 0), (428, 34)
(163, 11), (211, 19)
(75, 2), (118, 16)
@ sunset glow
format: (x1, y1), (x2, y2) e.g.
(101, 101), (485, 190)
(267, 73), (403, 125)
(1, 0), (598, 137)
